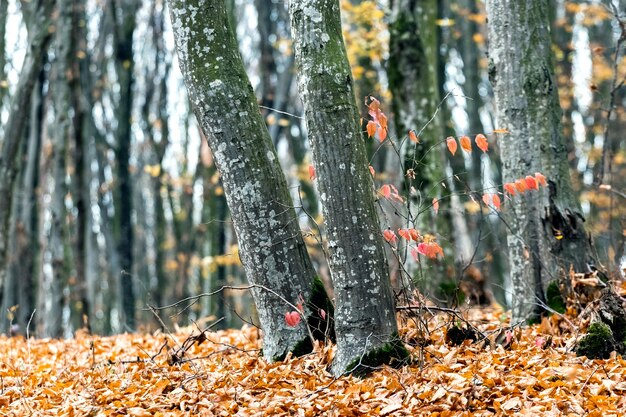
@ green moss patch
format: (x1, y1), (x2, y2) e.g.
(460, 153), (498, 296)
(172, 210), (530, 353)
(345, 333), (410, 378)
(575, 322), (617, 359)
(546, 281), (566, 314)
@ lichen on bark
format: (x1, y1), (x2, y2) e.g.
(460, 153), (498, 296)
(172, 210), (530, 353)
(168, 0), (333, 361)
(289, 0), (407, 376)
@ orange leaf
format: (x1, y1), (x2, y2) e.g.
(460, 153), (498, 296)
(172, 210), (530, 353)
(409, 130), (419, 143)
(379, 184), (391, 199)
(446, 136), (457, 155)
(383, 229), (397, 244)
(369, 165), (375, 177)
(398, 228), (411, 241)
(482, 193), (491, 206)
(366, 121), (377, 138)
(525, 175), (538, 190)
(492, 194), (501, 211)
(409, 228), (420, 241)
(378, 112), (388, 131)
(475, 133), (488, 152)
(308, 165), (316, 180)
(432, 197), (439, 214)
(459, 135), (472, 152)
(535, 172), (547, 187)
(503, 182), (516, 196)
(492, 128), (510, 134)
(377, 126), (387, 142)
(515, 179), (527, 193)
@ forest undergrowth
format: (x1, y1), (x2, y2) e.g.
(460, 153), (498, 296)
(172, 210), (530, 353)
(2, 281), (626, 416)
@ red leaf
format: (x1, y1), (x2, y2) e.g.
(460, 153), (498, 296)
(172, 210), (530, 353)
(308, 165), (316, 180)
(319, 309), (326, 320)
(379, 184), (391, 199)
(398, 228), (411, 241)
(446, 136), (457, 155)
(475, 134), (488, 152)
(409, 130), (419, 143)
(409, 228), (420, 241)
(459, 135), (472, 152)
(383, 229), (397, 244)
(515, 179), (527, 193)
(482, 193), (491, 206)
(503, 182), (516, 196)
(285, 311), (301, 327)
(432, 197), (439, 214)
(535, 172), (547, 187)
(525, 175), (538, 190)
(492, 194), (501, 211)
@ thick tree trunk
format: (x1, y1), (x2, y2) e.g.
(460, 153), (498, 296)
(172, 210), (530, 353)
(169, 0), (333, 361)
(487, 0), (596, 323)
(290, 0), (407, 376)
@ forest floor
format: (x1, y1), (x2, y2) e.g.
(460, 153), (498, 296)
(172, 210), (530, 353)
(1, 303), (626, 416)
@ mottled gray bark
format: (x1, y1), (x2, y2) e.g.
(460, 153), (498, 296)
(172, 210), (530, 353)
(169, 0), (333, 361)
(487, 0), (596, 322)
(290, 0), (406, 375)
(0, 0), (54, 304)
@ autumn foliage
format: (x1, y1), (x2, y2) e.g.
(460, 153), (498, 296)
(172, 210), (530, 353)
(3, 307), (626, 415)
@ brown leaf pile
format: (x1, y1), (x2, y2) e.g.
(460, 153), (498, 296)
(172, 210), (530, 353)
(1, 308), (625, 416)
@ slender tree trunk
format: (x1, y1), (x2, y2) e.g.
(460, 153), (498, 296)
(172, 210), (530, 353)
(0, 74), (43, 335)
(169, 0), (334, 361)
(388, 0), (452, 296)
(290, 0), (407, 376)
(0, 0), (55, 301)
(69, 0), (90, 332)
(0, 0), (8, 107)
(111, 0), (140, 330)
(487, 0), (597, 323)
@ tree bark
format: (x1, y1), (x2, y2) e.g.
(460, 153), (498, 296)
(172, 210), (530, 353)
(487, 0), (596, 322)
(0, 0), (55, 304)
(290, 0), (407, 375)
(388, 0), (452, 296)
(111, 0), (140, 330)
(169, 0), (333, 361)
(0, 0), (8, 106)
(0, 73), (43, 335)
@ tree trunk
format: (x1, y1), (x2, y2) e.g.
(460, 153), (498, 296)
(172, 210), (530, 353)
(290, 0), (407, 376)
(69, 0), (90, 332)
(487, 0), (597, 323)
(0, 0), (54, 303)
(0, 74), (43, 335)
(169, 0), (333, 361)
(112, 0), (140, 330)
(0, 0), (8, 106)
(388, 0), (452, 297)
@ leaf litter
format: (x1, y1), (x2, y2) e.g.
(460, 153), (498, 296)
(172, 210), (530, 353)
(1, 307), (626, 416)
